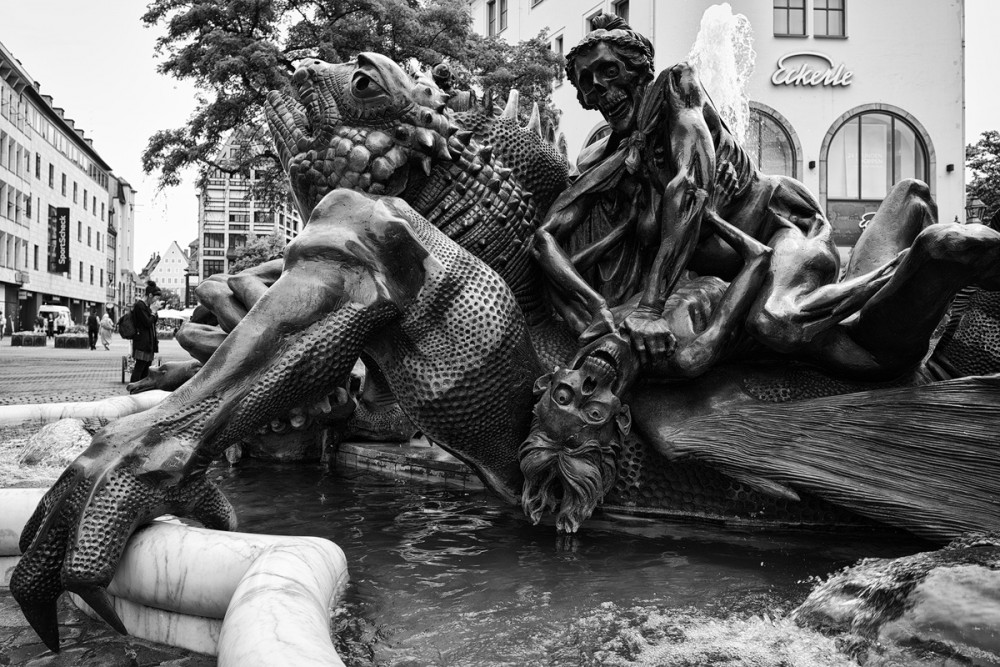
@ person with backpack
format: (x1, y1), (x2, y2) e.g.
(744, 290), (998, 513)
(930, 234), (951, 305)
(130, 281), (163, 383)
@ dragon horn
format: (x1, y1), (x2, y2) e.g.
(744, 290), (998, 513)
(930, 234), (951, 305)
(502, 90), (520, 120)
(526, 103), (542, 136)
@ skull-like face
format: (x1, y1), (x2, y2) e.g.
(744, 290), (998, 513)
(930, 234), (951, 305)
(573, 42), (645, 135)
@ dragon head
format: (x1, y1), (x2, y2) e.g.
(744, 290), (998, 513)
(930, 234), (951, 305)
(519, 333), (634, 533)
(266, 53), (464, 219)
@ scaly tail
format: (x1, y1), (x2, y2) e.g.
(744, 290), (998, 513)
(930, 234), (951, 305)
(657, 375), (1000, 543)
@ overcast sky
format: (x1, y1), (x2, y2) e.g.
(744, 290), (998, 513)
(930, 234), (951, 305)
(1, 0), (998, 268)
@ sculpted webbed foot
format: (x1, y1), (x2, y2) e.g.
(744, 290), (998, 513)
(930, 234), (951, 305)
(10, 422), (236, 651)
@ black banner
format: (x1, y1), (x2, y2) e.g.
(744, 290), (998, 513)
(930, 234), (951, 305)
(48, 206), (70, 273)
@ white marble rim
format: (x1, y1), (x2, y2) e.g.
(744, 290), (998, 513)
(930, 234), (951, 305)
(1, 486), (349, 665)
(0, 390), (170, 426)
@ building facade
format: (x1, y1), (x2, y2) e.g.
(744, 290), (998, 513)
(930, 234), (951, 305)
(196, 134), (302, 282)
(148, 240), (190, 296)
(0, 39), (136, 331)
(470, 0), (965, 247)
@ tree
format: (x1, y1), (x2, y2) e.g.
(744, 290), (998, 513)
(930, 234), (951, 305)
(230, 232), (287, 273)
(159, 288), (184, 310)
(966, 130), (1000, 220)
(141, 0), (564, 198)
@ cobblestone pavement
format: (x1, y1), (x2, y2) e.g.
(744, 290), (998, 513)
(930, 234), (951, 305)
(0, 337), (191, 406)
(0, 591), (214, 667)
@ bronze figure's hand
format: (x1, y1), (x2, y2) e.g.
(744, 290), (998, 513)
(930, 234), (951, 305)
(620, 306), (677, 365)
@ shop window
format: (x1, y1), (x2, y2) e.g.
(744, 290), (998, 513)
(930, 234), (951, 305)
(815, 0), (846, 37)
(826, 111), (928, 245)
(773, 0), (806, 36)
(747, 108), (797, 178)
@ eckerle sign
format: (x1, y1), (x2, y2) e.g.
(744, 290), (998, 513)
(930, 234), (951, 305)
(771, 51), (853, 87)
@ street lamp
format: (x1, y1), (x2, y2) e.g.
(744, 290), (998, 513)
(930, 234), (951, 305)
(184, 269), (194, 307)
(965, 197), (987, 223)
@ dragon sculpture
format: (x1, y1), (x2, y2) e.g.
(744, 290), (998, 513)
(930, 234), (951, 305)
(11, 51), (1000, 651)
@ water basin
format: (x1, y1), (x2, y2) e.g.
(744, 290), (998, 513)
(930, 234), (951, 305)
(216, 461), (925, 666)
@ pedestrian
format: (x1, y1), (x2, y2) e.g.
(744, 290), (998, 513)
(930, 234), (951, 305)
(99, 311), (114, 350)
(34, 315), (44, 333)
(131, 281), (162, 383)
(0, 309), (4, 340)
(56, 311), (68, 334)
(46, 315), (55, 339)
(87, 310), (100, 350)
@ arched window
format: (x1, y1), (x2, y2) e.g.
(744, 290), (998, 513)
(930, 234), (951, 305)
(747, 108), (797, 179)
(825, 111), (929, 245)
(827, 112), (927, 201)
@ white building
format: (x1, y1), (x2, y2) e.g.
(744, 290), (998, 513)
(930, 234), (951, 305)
(469, 0), (966, 247)
(148, 240), (190, 296)
(196, 134), (302, 281)
(0, 39), (137, 330)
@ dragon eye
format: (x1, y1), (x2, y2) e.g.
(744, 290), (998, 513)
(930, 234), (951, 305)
(352, 73), (385, 100)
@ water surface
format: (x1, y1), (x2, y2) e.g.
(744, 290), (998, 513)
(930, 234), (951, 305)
(216, 462), (922, 666)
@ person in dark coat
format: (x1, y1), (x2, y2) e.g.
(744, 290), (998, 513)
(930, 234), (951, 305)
(45, 315), (55, 339)
(131, 281), (163, 383)
(86, 310), (100, 350)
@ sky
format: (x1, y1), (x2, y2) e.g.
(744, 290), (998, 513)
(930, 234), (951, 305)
(0, 0), (998, 268)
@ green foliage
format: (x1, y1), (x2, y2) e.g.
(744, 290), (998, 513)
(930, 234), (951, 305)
(966, 130), (1000, 220)
(141, 0), (564, 195)
(159, 288), (184, 310)
(230, 232), (287, 273)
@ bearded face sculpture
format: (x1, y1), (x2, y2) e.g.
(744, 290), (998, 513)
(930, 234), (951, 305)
(572, 42), (647, 136)
(519, 335), (633, 533)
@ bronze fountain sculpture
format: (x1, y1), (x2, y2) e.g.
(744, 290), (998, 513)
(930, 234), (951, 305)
(11, 14), (1000, 651)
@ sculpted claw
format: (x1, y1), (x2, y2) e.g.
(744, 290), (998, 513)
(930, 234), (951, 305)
(71, 584), (127, 636)
(19, 599), (61, 653)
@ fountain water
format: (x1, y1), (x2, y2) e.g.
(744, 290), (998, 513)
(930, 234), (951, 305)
(686, 3), (756, 146)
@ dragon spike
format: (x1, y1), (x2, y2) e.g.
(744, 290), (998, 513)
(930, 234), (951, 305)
(444, 122), (460, 137)
(502, 90), (520, 120)
(420, 156), (433, 176)
(527, 102), (542, 136)
(479, 145), (494, 162)
(413, 128), (435, 152)
(434, 136), (452, 161)
(455, 129), (473, 145)
(497, 167), (513, 180)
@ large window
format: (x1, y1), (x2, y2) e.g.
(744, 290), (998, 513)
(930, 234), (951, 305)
(774, 0), (806, 36)
(827, 113), (926, 201)
(203, 259), (225, 277)
(747, 109), (796, 178)
(487, 1), (496, 36)
(204, 232), (224, 248)
(826, 111), (928, 245)
(499, 0), (508, 32)
(815, 0), (846, 37)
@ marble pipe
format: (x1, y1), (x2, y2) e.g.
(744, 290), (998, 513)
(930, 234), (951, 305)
(1, 488), (348, 664)
(0, 391), (170, 426)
